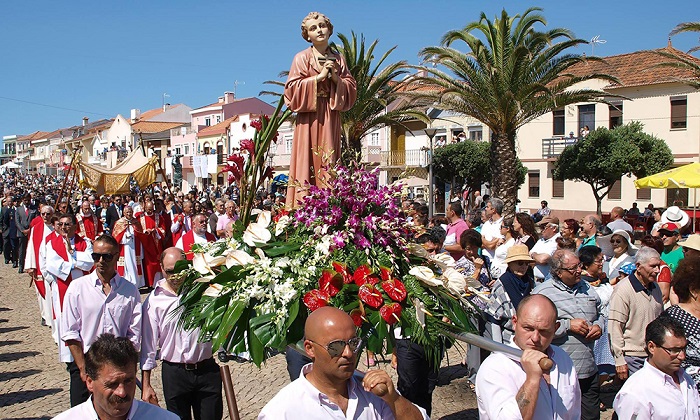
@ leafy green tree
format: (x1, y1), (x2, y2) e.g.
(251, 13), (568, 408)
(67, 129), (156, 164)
(553, 122), (673, 216)
(654, 22), (700, 89)
(415, 7), (617, 217)
(433, 141), (526, 196)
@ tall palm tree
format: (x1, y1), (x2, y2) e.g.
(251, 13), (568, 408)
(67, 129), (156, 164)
(261, 32), (428, 165)
(416, 7), (617, 216)
(654, 22), (700, 89)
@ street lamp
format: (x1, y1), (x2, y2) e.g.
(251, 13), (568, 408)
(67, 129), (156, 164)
(268, 151), (276, 192)
(424, 128), (438, 218)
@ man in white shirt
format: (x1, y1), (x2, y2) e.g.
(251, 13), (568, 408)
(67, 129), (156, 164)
(61, 234), (142, 406)
(476, 294), (581, 420)
(259, 306), (427, 419)
(606, 206), (633, 234)
(530, 216), (561, 281)
(481, 197), (505, 260)
(54, 334), (177, 420)
(613, 315), (699, 419)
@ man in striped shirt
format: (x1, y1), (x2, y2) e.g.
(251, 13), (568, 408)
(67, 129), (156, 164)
(534, 249), (604, 420)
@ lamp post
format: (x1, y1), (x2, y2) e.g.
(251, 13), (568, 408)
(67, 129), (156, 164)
(267, 151), (276, 192)
(424, 128), (438, 218)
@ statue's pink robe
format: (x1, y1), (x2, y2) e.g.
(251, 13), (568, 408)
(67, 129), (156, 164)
(284, 47), (356, 208)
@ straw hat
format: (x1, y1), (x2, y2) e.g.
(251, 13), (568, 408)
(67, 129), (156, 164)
(661, 206), (690, 228)
(680, 234), (700, 252)
(504, 244), (534, 264)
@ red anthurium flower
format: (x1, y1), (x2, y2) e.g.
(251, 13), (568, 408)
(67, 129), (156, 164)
(379, 303), (402, 325)
(303, 289), (330, 312)
(358, 284), (383, 309)
(332, 261), (353, 284)
(318, 270), (343, 297)
(353, 265), (378, 286)
(349, 308), (365, 327)
(381, 278), (407, 302)
(250, 119), (262, 130)
(379, 267), (392, 281)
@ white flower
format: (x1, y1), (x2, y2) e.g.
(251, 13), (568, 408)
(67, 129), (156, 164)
(243, 222), (272, 247)
(274, 215), (290, 236)
(192, 253), (213, 275)
(431, 253), (456, 268)
(442, 267), (466, 295)
(315, 235), (332, 255)
(256, 210), (272, 228)
(409, 266), (442, 287)
(226, 250), (255, 268)
(203, 283), (224, 297)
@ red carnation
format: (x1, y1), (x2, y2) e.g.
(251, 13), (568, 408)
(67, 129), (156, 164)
(303, 289), (330, 312)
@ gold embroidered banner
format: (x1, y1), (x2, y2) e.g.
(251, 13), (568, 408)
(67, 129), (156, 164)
(77, 148), (160, 194)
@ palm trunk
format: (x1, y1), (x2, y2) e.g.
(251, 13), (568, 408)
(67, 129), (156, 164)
(489, 131), (519, 218)
(341, 136), (362, 166)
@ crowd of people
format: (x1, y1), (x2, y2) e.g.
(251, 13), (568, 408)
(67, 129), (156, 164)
(6, 164), (700, 419)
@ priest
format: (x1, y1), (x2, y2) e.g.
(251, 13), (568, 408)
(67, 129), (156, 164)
(24, 205), (55, 328)
(136, 201), (166, 287)
(175, 213), (215, 260)
(112, 206), (147, 288)
(75, 200), (102, 241)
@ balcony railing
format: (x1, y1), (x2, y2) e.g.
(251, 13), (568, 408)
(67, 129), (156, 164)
(542, 137), (579, 159)
(380, 149), (426, 167)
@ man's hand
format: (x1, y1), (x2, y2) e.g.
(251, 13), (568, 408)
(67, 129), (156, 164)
(362, 369), (398, 404)
(585, 324), (602, 341)
(26, 268), (36, 277)
(616, 364), (629, 381)
(568, 319), (590, 336)
(142, 385), (160, 406)
(521, 348), (549, 379)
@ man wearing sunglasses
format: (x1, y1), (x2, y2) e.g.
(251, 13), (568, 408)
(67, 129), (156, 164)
(60, 234), (142, 407)
(613, 315), (699, 418)
(141, 247), (223, 419)
(259, 306), (427, 419)
(24, 205), (55, 329)
(659, 222), (684, 274)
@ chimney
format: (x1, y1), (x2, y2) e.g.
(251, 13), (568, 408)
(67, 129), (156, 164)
(163, 103), (170, 112)
(224, 91), (235, 104)
(130, 109), (141, 122)
(668, 36), (673, 48)
(218, 96), (224, 104)
(82, 117), (89, 126)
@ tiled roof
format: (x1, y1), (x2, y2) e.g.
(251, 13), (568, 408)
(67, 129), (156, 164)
(192, 101), (223, 111)
(18, 131), (51, 142)
(567, 46), (700, 89)
(131, 121), (185, 134)
(197, 116), (239, 138)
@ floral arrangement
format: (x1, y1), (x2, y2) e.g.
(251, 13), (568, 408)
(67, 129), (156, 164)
(177, 129), (476, 367)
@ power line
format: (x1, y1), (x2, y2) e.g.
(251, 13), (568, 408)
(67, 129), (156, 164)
(0, 96), (112, 117)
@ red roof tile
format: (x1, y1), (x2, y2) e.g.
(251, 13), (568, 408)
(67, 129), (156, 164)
(197, 116), (239, 137)
(132, 121), (186, 134)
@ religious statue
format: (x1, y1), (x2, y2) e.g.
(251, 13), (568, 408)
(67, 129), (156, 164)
(171, 154), (183, 190)
(284, 11), (357, 209)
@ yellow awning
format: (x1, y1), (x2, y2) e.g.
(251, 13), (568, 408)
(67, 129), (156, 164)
(634, 163), (700, 189)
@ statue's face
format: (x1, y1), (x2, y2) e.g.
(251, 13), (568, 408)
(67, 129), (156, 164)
(304, 17), (330, 45)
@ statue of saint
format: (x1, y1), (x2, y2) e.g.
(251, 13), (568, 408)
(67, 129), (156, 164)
(284, 11), (357, 208)
(172, 154), (183, 190)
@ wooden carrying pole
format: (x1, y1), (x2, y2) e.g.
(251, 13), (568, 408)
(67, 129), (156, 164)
(220, 365), (241, 420)
(55, 146), (83, 208)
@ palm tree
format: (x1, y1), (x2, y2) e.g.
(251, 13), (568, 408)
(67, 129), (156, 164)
(416, 7), (617, 216)
(261, 32), (428, 165)
(654, 22), (700, 89)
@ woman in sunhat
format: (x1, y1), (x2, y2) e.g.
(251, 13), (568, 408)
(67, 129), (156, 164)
(602, 229), (638, 279)
(484, 244), (535, 343)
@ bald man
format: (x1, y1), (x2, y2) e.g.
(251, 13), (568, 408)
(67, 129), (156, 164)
(259, 307), (427, 419)
(141, 247), (222, 419)
(476, 295), (581, 420)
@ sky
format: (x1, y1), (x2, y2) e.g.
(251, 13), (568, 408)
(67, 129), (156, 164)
(1, 0), (698, 137)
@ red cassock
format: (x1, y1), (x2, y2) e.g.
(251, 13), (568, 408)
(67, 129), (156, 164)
(179, 230), (216, 260)
(26, 219), (48, 297)
(137, 212), (166, 287)
(171, 213), (191, 246)
(76, 212), (103, 241)
(112, 218), (149, 288)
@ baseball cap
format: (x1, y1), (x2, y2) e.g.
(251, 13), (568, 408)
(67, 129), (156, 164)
(658, 222), (680, 234)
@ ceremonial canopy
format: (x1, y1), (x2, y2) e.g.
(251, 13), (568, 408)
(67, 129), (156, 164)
(77, 147), (160, 194)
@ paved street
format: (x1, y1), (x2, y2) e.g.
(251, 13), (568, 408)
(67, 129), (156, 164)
(0, 261), (615, 419)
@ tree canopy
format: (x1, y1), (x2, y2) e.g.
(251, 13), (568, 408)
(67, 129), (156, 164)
(553, 121), (673, 215)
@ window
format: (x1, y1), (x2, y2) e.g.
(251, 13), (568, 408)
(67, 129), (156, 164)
(216, 115), (221, 124)
(667, 188), (689, 207)
(578, 104), (595, 134)
(553, 109), (565, 136)
(528, 171), (540, 198)
(205, 117), (211, 126)
(609, 102), (623, 128)
(671, 96), (687, 129)
(637, 188), (651, 200)
(285, 135), (293, 154)
(184, 144), (190, 155)
(468, 126), (483, 141)
(552, 180), (565, 198)
(174, 147), (181, 155)
(608, 180), (622, 200)
(370, 132), (380, 146)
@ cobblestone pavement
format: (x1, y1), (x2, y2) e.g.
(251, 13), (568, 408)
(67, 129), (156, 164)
(0, 261), (613, 419)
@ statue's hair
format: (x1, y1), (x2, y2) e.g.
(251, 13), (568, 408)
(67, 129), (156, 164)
(300, 12), (333, 43)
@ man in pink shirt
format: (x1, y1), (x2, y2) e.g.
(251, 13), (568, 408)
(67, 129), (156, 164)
(141, 247), (223, 419)
(444, 202), (469, 261)
(60, 234), (142, 407)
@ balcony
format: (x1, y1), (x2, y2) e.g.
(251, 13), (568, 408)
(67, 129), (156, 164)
(380, 149), (427, 167)
(542, 137), (579, 159)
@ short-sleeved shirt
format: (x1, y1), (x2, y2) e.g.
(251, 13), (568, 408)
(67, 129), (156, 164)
(530, 233), (561, 280)
(445, 218), (469, 261)
(661, 246), (684, 273)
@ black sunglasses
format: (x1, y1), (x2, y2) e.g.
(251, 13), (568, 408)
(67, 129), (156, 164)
(91, 252), (117, 262)
(308, 337), (363, 358)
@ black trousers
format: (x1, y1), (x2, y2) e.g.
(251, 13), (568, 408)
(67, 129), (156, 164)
(17, 236), (27, 270)
(579, 372), (600, 420)
(395, 339), (439, 416)
(3, 236), (16, 263)
(162, 358), (223, 420)
(66, 361), (90, 407)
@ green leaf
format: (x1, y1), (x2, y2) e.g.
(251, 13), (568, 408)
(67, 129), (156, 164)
(247, 325), (265, 367)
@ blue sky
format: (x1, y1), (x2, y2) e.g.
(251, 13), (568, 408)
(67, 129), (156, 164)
(1, 0), (698, 136)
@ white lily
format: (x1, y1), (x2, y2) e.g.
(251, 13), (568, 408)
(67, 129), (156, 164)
(192, 253), (213, 275)
(243, 221), (272, 247)
(226, 250), (255, 268)
(202, 283), (224, 297)
(256, 210), (272, 228)
(431, 253), (456, 268)
(409, 266), (441, 287)
(442, 267), (467, 295)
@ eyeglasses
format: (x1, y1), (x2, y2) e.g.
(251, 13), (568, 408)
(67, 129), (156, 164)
(610, 239), (626, 245)
(593, 258), (604, 265)
(163, 268), (176, 275)
(307, 337), (363, 358)
(57, 222), (73, 227)
(560, 263), (583, 273)
(91, 252), (117, 262)
(41, 212), (51, 216)
(658, 344), (687, 357)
